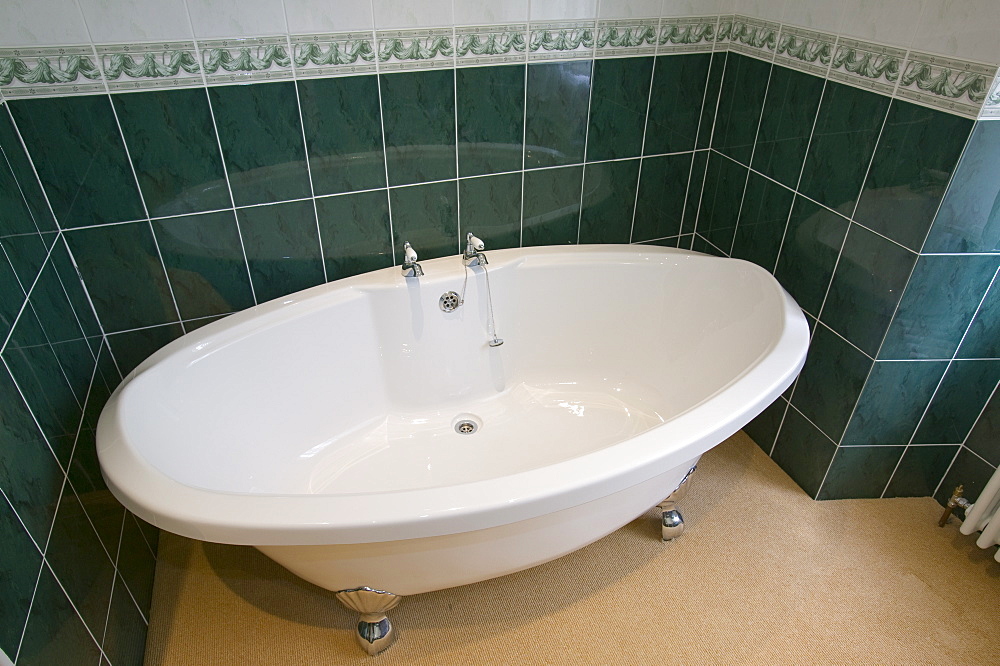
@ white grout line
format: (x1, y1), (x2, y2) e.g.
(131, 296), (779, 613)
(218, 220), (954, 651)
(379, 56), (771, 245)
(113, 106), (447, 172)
(628, 51), (659, 244)
(518, 32), (529, 247)
(372, 26), (397, 267)
(452, 48), (462, 254)
(932, 379), (1000, 499)
(688, 44), (730, 247)
(14, 561), (45, 663)
(575, 61), (597, 245)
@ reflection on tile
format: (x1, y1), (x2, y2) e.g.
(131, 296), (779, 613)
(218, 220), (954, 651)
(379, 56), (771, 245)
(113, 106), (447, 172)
(913, 360), (1000, 445)
(884, 445), (959, 498)
(632, 153), (692, 242)
(771, 406), (836, 498)
(934, 448), (996, 506)
(854, 101), (972, 252)
(522, 166), (583, 246)
(114, 88), (230, 218)
(101, 573), (147, 666)
(525, 61), (592, 169)
(817, 446), (904, 500)
(842, 360), (947, 446)
(965, 387), (1000, 466)
(236, 201), (325, 303)
(645, 53), (712, 156)
(50, 240), (102, 345)
(380, 70), (456, 187)
(743, 397), (787, 453)
(389, 181), (459, 260)
(456, 65), (525, 177)
(773, 196), (848, 317)
(208, 82), (311, 206)
(790, 324), (873, 442)
(107, 324), (185, 378)
(0, 495), (42, 658)
(315, 190), (393, 280)
(153, 211), (255, 319)
(9, 95), (145, 228)
(730, 171), (793, 272)
(0, 109), (56, 233)
(696, 152), (747, 255)
(586, 57), (654, 161)
(712, 53), (771, 166)
(297, 75), (386, 195)
(65, 222), (177, 332)
(682, 150), (708, 234)
(879, 255), (999, 360)
(696, 51), (726, 151)
(579, 160), (640, 244)
(17, 564), (102, 665)
(751, 63), (824, 189)
(459, 173), (522, 250)
(117, 513), (157, 620)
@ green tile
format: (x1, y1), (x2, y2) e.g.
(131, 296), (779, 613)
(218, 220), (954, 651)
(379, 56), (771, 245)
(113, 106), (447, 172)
(696, 52), (726, 150)
(107, 324), (184, 378)
(711, 53), (771, 165)
(586, 57), (654, 162)
(0, 153), (43, 236)
(645, 53), (712, 155)
(790, 324), (873, 442)
(389, 181), (459, 260)
(153, 211), (256, 319)
(632, 153), (692, 242)
(522, 166), (583, 246)
(884, 445), (959, 498)
(743, 397), (788, 453)
(68, 431), (123, 557)
(682, 151), (708, 234)
(771, 406), (836, 498)
(380, 69), (456, 186)
(65, 222), (177, 332)
(923, 120), (1000, 254)
(0, 495), (41, 658)
(0, 108), (56, 233)
(773, 196), (849, 317)
(456, 65), (525, 177)
(821, 224), (917, 357)
(113, 88), (230, 217)
(730, 171), (794, 272)
(298, 75), (386, 195)
(0, 251), (24, 342)
(50, 240), (102, 345)
(459, 173), (522, 250)
(817, 446), (904, 499)
(965, 387), (1000, 466)
(579, 159), (641, 244)
(102, 573), (147, 666)
(208, 82), (310, 206)
(237, 200), (325, 303)
(1, 233), (49, 291)
(957, 274), (1000, 359)
(117, 513), (157, 619)
(854, 101), (972, 252)
(879, 255), (999, 360)
(82, 342), (121, 431)
(842, 360), (947, 445)
(315, 190), (393, 280)
(913, 360), (1000, 444)
(692, 233), (725, 257)
(10, 95), (145, 228)
(751, 64), (824, 189)
(27, 243), (95, 348)
(525, 61), (591, 169)
(934, 448), (995, 506)
(696, 152), (747, 256)
(17, 564), (103, 665)
(798, 81), (890, 212)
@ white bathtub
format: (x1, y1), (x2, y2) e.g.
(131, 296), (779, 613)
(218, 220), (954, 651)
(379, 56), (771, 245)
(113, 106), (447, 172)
(97, 244), (807, 603)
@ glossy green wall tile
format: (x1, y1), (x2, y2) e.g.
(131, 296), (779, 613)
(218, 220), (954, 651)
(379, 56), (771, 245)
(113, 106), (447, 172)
(315, 190), (393, 280)
(209, 82), (311, 206)
(0, 108), (56, 233)
(0, 495), (42, 658)
(107, 324), (185, 378)
(773, 196), (848, 317)
(102, 572), (148, 665)
(298, 75), (386, 195)
(459, 173), (522, 250)
(842, 360), (947, 445)
(697, 152), (747, 253)
(11, 95), (145, 228)
(697, 52), (726, 151)
(579, 159), (640, 244)
(389, 181), (458, 260)
(380, 70), (456, 187)
(751, 64), (824, 189)
(935, 448), (995, 505)
(525, 61), (591, 169)
(712, 53), (771, 166)
(236, 200), (325, 303)
(114, 88), (230, 217)
(818, 446), (904, 500)
(456, 65), (525, 177)
(730, 171), (793, 271)
(632, 153), (692, 242)
(645, 53), (712, 155)
(117, 514), (156, 619)
(957, 276), (1000, 359)
(683, 150), (709, 233)
(586, 57), (653, 162)
(743, 397), (788, 452)
(884, 445), (960, 498)
(913, 361), (1000, 444)
(965, 389), (1000, 466)
(771, 406), (836, 497)
(17, 565), (103, 664)
(522, 166), (583, 246)
(2, 233), (50, 290)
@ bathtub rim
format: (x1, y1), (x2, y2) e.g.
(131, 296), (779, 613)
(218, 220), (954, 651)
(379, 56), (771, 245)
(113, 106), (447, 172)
(96, 244), (809, 546)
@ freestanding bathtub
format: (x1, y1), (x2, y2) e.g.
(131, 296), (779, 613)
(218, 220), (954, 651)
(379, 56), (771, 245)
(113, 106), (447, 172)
(97, 243), (809, 654)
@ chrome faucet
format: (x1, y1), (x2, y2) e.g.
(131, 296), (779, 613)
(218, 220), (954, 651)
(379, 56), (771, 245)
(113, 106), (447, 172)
(464, 232), (488, 267)
(401, 241), (424, 277)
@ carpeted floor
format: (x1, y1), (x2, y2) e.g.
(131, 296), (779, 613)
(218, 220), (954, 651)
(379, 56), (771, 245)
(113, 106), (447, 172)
(144, 432), (1000, 665)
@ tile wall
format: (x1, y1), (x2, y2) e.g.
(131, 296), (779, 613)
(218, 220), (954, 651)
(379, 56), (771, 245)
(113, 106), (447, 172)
(2, 0), (1000, 662)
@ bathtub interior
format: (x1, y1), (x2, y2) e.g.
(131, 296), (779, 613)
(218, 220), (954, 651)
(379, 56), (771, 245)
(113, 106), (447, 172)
(114, 248), (787, 498)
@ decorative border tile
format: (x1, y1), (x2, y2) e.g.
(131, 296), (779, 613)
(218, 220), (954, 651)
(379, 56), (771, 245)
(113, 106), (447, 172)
(290, 32), (377, 79)
(455, 24), (527, 66)
(720, 14), (778, 62)
(595, 18), (658, 58)
(528, 21), (595, 61)
(98, 41), (203, 91)
(981, 74), (1000, 119)
(774, 25), (835, 77)
(896, 51), (996, 119)
(828, 37), (905, 96)
(200, 36), (294, 85)
(0, 45), (105, 98)
(377, 28), (454, 71)
(656, 15), (717, 54)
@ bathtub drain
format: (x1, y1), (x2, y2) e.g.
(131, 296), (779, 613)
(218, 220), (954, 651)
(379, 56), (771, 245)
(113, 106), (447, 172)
(455, 420), (478, 435)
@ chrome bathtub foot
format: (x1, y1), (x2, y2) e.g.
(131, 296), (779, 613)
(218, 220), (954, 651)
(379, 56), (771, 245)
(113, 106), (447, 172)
(335, 587), (402, 656)
(657, 465), (697, 542)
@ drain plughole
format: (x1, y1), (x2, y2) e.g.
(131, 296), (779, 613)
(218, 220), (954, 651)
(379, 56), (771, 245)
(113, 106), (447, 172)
(455, 420), (478, 434)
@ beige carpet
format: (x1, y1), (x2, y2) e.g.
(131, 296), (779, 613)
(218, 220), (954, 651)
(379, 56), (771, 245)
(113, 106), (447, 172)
(145, 432), (1000, 665)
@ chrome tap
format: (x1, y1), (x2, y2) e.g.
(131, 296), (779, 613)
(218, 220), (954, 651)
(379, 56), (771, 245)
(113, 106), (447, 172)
(401, 241), (424, 277)
(464, 232), (488, 267)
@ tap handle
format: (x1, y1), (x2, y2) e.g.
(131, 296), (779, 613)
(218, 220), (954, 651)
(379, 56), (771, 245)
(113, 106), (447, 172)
(403, 241), (418, 265)
(466, 233), (485, 251)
